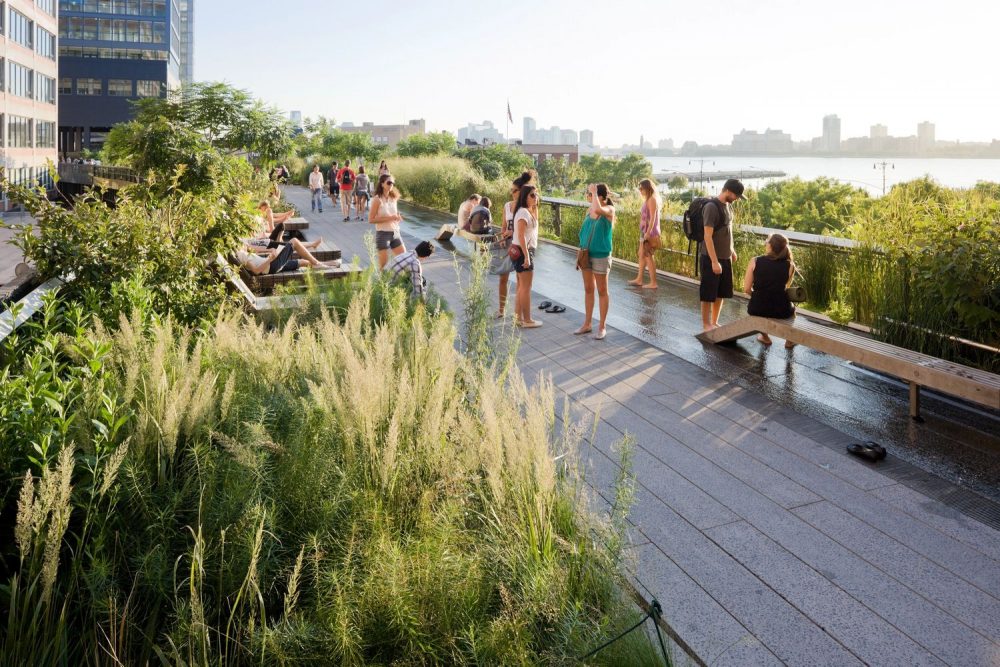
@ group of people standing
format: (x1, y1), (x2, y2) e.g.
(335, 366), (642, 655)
(306, 160), (392, 222)
(485, 172), (796, 346)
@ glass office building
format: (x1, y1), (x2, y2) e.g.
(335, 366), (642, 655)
(58, 0), (193, 154)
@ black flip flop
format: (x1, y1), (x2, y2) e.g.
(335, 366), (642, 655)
(538, 301), (552, 310)
(546, 305), (566, 313)
(847, 442), (887, 462)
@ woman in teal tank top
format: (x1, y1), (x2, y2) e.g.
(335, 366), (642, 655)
(575, 183), (616, 340)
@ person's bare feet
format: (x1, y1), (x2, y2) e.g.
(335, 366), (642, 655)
(573, 326), (593, 335)
(757, 334), (773, 346)
(784, 340), (796, 349)
(626, 280), (642, 287)
(702, 323), (719, 332)
(642, 283), (658, 289)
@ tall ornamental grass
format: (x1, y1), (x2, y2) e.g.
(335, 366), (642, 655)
(0, 276), (660, 665)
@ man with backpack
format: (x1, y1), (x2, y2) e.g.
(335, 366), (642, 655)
(689, 178), (745, 331)
(336, 160), (356, 221)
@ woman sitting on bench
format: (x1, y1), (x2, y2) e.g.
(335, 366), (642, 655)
(743, 233), (796, 349)
(248, 201), (297, 247)
(236, 238), (336, 275)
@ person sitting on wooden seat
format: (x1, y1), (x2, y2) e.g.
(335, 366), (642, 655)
(236, 238), (337, 275)
(743, 232), (796, 349)
(467, 196), (494, 235)
(248, 201), (296, 247)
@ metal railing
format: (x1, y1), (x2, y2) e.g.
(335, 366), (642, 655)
(57, 163), (140, 187)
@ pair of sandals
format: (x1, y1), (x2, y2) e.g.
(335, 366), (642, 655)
(537, 301), (565, 314)
(846, 441), (887, 462)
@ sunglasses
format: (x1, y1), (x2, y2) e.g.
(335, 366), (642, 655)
(386, 181), (395, 186)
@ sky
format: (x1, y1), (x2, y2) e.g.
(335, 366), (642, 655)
(195, 0), (1000, 148)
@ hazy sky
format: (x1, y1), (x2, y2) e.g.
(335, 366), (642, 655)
(196, 0), (999, 147)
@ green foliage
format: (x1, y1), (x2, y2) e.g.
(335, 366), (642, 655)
(289, 118), (387, 184)
(454, 144), (535, 181)
(393, 131), (457, 157)
(747, 177), (870, 234)
(577, 153), (653, 191)
(388, 155), (510, 218)
(536, 156), (586, 196)
(2, 166), (264, 324)
(103, 82), (292, 184)
(0, 284), (657, 664)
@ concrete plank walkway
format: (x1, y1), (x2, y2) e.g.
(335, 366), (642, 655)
(282, 186), (1000, 666)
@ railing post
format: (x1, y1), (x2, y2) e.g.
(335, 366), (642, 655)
(553, 204), (562, 237)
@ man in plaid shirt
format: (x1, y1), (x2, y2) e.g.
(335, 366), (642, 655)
(385, 240), (434, 299)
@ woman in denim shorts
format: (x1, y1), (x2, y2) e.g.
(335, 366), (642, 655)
(369, 173), (406, 269)
(575, 183), (615, 340)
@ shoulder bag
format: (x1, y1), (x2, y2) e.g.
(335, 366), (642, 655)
(785, 267), (807, 303)
(576, 215), (598, 271)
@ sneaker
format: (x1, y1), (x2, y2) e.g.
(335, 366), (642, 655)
(343, 217), (350, 222)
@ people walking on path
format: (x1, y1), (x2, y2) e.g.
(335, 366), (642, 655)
(385, 240), (434, 300)
(369, 173), (407, 269)
(628, 178), (662, 290)
(353, 166), (371, 220)
(744, 232), (796, 348)
(458, 194), (481, 231)
(512, 184), (542, 328)
(700, 178), (744, 331)
(308, 165), (325, 213)
(328, 162), (340, 203)
(496, 171), (534, 318)
(576, 184), (616, 340)
(378, 160), (390, 177)
(337, 160), (356, 221)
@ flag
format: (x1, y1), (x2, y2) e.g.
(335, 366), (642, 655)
(507, 101), (513, 124)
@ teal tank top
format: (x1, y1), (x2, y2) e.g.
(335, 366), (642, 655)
(579, 214), (613, 259)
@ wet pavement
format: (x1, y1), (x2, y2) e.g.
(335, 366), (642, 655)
(394, 202), (1000, 504)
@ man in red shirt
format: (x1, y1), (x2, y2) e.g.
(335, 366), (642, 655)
(336, 160), (356, 221)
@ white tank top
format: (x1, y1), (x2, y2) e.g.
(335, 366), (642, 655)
(374, 196), (400, 233)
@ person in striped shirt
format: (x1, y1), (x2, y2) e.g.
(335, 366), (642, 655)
(385, 240), (434, 299)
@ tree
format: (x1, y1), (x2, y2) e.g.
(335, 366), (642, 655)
(454, 144), (534, 181)
(667, 175), (689, 190)
(750, 177), (870, 234)
(394, 132), (457, 157)
(536, 157), (584, 195)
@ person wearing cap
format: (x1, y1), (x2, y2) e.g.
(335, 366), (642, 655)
(699, 178), (745, 331)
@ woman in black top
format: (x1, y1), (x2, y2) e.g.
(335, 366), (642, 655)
(743, 233), (796, 348)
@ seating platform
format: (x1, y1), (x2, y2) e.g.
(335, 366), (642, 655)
(284, 217), (310, 231)
(697, 315), (1000, 418)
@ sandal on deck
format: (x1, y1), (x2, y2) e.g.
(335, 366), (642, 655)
(847, 442), (887, 462)
(546, 305), (566, 313)
(538, 301), (552, 310)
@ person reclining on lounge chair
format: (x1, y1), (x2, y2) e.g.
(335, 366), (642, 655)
(236, 238), (337, 275)
(248, 201), (297, 247)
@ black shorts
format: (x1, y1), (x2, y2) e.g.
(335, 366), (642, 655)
(699, 255), (733, 302)
(269, 243), (296, 274)
(375, 231), (403, 251)
(513, 249), (534, 273)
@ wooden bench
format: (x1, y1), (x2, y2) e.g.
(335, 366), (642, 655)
(215, 254), (361, 317)
(697, 315), (1000, 419)
(284, 217), (310, 231)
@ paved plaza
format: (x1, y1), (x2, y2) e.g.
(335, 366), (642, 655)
(281, 186), (1000, 666)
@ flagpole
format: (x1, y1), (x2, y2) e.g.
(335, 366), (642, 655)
(505, 99), (509, 145)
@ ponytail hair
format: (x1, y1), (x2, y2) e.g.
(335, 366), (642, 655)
(513, 170), (535, 188)
(766, 233), (792, 262)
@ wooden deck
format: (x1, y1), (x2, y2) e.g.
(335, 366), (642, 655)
(280, 186), (1000, 667)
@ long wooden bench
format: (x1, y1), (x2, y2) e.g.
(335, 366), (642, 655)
(283, 217), (310, 231)
(215, 254), (361, 316)
(697, 316), (1000, 419)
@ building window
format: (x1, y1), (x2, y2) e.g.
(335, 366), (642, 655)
(107, 79), (131, 96)
(60, 16), (167, 44)
(8, 115), (33, 148)
(7, 61), (34, 99)
(37, 0), (57, 16)
(9, 8), (33, 49)
(59, 77), (72, 94)
(77, 77), (102, 95)
(35, 74), (56, 104)
(36, 26), (56, 59)
(135, 79), (163, 97)
(36, 121), (56, 149)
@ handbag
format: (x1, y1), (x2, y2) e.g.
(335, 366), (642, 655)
(507, 243), (523, 263)
(785, 267), (807, 303)
(576, 216), (599, 271)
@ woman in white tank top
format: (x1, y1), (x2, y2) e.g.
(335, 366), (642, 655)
(369, 173), (407, 268)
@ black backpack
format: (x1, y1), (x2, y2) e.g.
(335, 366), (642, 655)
(341, 169), (353, 185)
(682, 197), (724, 243)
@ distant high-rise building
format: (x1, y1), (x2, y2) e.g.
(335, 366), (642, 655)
(59, 0), (189, 154)
(457, 120), (505, 145)
(289, 111), (303, 128)
(822, 114), (841, 152)
(1, 0), (58, 208)
(580, 129), (594, 147)
(560, 129), (578, 145)
(523, 117), (536, 142)
(917, 121), (936, 152)
(870, 124), (888, 139)
(178, 1), (194, 85)
(731, 129), (793, 153)
(658, 139), (675, 150)
(340, 119), (426, 149)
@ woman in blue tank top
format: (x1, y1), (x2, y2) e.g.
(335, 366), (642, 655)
(575, 183), (615, 340)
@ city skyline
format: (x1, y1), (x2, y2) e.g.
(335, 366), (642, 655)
(195, 0), (1000, 148)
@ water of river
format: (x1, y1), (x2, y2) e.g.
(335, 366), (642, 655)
(648, 156), (1000, 196)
